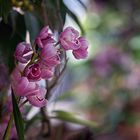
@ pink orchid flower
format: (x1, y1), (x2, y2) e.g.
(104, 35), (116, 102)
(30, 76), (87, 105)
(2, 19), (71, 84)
(60, 27), (89, 59)
(40, 43), (60, 67)
(59, 26), (80, 50)
(40, 66), (54, 80)
(14, 42), (33, 63)
(35, 26), (55, 48)
(72, 37), (88, 59)
(27, 86), (47, 107)
(11, 67), (40, 97)
(24, 63), (41, 81)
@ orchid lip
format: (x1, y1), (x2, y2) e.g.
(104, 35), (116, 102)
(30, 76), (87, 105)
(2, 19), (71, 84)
(36, 96), (44, 101)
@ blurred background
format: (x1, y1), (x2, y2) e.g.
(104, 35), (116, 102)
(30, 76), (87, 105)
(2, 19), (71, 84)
(0, 0), (140, 140)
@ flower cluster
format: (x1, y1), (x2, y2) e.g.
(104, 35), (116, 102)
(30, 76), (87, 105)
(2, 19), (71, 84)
(11, 26), (89, 107)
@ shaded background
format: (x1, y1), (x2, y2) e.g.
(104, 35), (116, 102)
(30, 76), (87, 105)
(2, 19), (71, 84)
(0, 0), (140, 140)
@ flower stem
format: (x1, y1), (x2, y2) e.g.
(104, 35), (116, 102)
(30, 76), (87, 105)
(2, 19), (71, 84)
(54, 41), (60, 47)
(3, 114), (14, 140)
(3, 93), (26, 140)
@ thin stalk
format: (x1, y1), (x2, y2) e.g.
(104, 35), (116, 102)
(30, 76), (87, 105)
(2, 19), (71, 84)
(3, 114), (14, 140)
(40, 107), (51, 137)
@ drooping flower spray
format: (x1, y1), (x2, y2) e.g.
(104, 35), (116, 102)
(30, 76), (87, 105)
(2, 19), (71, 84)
(11, 26), (89, 107)
(3, 26), (89, 139)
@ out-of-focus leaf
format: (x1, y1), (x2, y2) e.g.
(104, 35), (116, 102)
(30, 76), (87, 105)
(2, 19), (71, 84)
(30, 0), (43, 5)
(52, 110), (97, 128)
(24, 11), (40, 43)
(55, 92), (74, 101)
(12, 92), (24, 140)
(123, 111), (139, 125)
(44, 0), (58, 31)
(60, 0), (67, 25)
(65, 6), (85, 34)
(43, 0), (67, 31)
(77, 0), (87, 10)
(0, 0), (12, 22)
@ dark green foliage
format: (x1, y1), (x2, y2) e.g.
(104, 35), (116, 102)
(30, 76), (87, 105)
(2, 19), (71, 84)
(24, 11), (41, 43)
(0, 0), (12, 22)
(0, 10), (26, 73)
(12, 92), (24, 140)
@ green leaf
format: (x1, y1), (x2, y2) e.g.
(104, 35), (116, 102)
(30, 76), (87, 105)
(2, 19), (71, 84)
(52, 110), (97, 128)
(44, 0), (62, 31)
(0, 10), (26, 73)
(0, 0), (12, 22)
(59, 0), (67, 25)
(24, 11), (41, 43)
(9, 10), (26, 40)
(12, 92), (25, 140)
